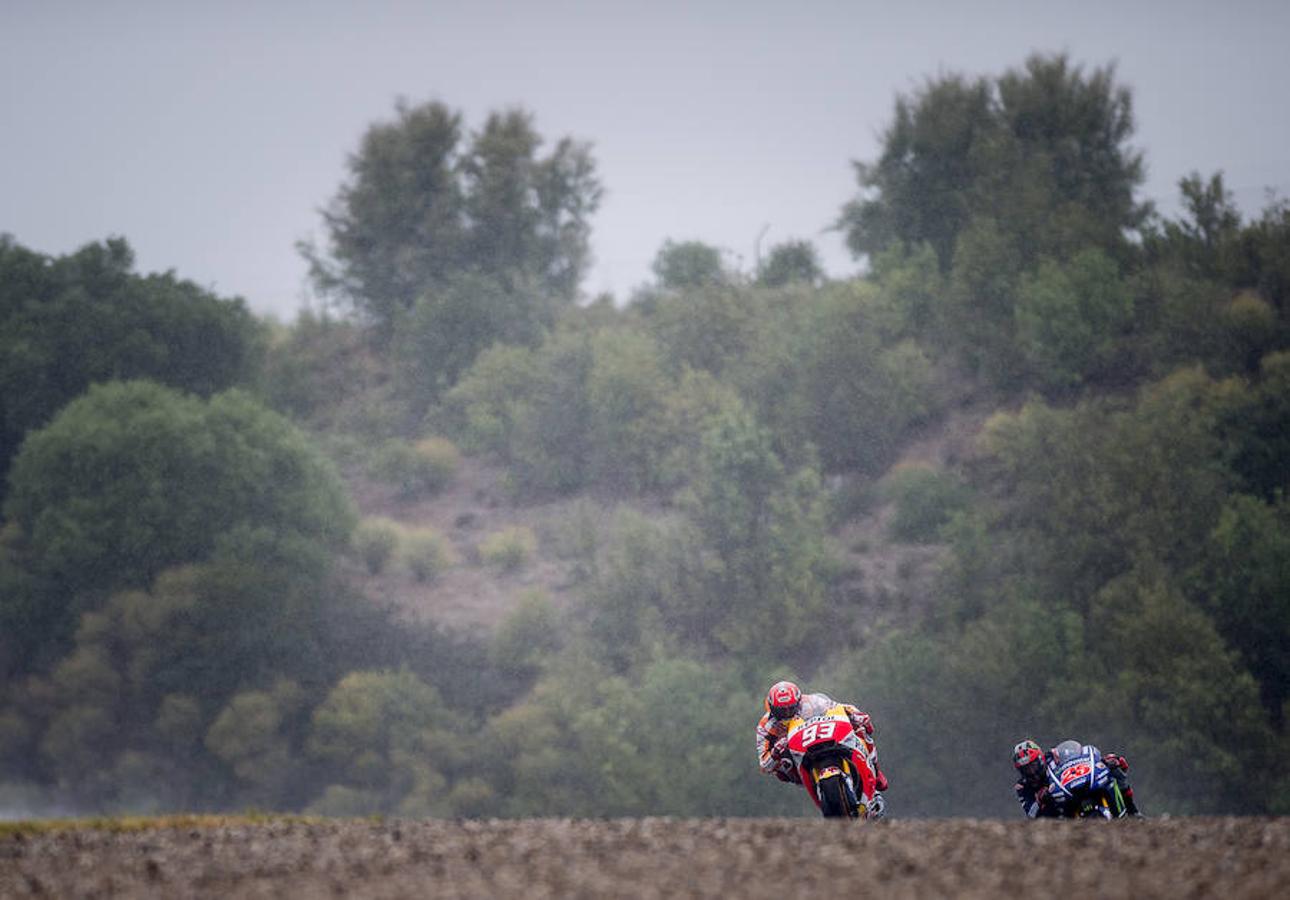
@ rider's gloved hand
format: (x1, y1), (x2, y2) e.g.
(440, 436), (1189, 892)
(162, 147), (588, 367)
(773, 756), (799, 783)
(772, 736), (789, 758)
(849, 712), (873, 736)
(1104, 753), (1128, 772)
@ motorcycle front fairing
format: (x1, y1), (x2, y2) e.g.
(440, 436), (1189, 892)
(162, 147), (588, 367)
(1047, 744), (1120, 818)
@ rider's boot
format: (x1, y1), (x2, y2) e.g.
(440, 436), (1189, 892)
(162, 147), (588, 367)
(1124, 787), (1143, 818)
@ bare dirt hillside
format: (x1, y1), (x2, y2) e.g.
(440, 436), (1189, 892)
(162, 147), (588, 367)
(346, 456), (615, 632)
(3, 817), (1285, 898)
(346, 403), (993, 638)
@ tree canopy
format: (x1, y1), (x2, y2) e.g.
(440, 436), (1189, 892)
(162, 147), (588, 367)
(3, 381), (354, 655)
(302, 101), (603, 343)
(839, 53), (1148, 270)
(0, 236), (262, 504)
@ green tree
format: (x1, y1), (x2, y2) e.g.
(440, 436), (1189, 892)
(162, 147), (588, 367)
(441, 342), (541, 456)
(882, 464), (972, 543)
(943, 216), (1025, 385)
(368, 436), (460, 499)
(1014, 248), (1134, 390)
(683, 410), (831, 657)
(992, 54), (1148, 261)
(737, 282), (937, 474)
(3, 381), (354, 652)
(481, 652), (794, 817)
(839, 54), (1148, 270)
(650, 239), (728, 291)
(757, 239), (823, 287)
(1224, 352), (1290, 501)
(586, 330), (671, 492)
(205, 682), (304, 802)
(981, 370), (1237, 606)
(1150, 172), (1243, 281)
(581, 509), (683, 672)
(489, 590), (562, 683)
(868, 241), (945, 337)
(442, 332), (594, 495)
(838, 72), (997, 267)
(0, 548), (54, 677)
(507, 331), (596, 495)
(306, 669), (453, 816)
(302, 101), (465, 331)
(653, 367), (745, 491)
(394, 273), (550, 410)
(1130, 174), (1286, 379)
(1128, 262), (1232, 379)
(646, 285), (762, 378)
(0, 236), (261, 503)
(257, 310), (414, 450)
(1242, 199), (1290, 308)
(1202, 494), (1290, 724)
(462, 109), (602, 301)
(303, 100), (602, 345)
(0, 521), (431, 808)
(1085, 573), (1277, 814)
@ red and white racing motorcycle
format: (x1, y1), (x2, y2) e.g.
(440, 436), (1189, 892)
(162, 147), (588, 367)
(781, 704), (884, 819)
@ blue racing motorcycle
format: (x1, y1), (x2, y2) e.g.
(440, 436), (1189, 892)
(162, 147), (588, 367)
(1046, 740), (1129, 819)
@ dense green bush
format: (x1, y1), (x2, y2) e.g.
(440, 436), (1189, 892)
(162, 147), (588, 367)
(402, 527), (455, 582)
(260, 312), (382, 427)
(369, 436), (460, 498)
(735, 282), (940, 474)
(646, 284), (760, 377)
(538, 499), (608, 586)
(305, 669), (453, 816)
(441, 343), (540, 456)
(490, 590), (562, 681)
(0, 536), (362, 809)
(882, 464), (971, 543)
(479, 527), (538, 573)
(353, 518), (403, 575)
(204, 683), (302, 803)
(479, 652), (797, 817)
(585, 330), (671, 492)
(1014, 249), (1133, 390)
(681, 409), (834, 658)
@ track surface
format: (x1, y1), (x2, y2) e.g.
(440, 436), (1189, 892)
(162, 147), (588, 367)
(2, 817), (1286, 898)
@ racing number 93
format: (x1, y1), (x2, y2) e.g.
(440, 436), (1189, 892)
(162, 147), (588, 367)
(799, 721), (837, 745)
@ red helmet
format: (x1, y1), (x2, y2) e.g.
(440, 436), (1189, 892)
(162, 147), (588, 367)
(765, 681), (802, 722)
(1013, 739), (1045, 782)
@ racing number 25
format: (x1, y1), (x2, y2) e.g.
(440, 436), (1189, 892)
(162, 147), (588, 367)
(1060, 763), (1091, 785)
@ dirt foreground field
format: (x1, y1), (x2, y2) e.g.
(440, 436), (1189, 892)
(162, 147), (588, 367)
(2, 816), (1286, 898)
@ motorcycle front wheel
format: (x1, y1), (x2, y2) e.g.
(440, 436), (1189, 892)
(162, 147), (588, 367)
(816, 774), (858, 819)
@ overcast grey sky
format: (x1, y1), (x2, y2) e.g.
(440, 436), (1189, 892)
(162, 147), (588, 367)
(4, 0), (1288, 318)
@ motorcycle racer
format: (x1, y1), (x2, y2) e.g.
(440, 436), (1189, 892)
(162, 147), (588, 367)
(756, 680), (889, 792)
(1013, 737), (1142, 818)
(1013, 739), (1062, 818)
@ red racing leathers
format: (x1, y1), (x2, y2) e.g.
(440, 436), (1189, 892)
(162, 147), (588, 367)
(756, 692), (886, 790)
